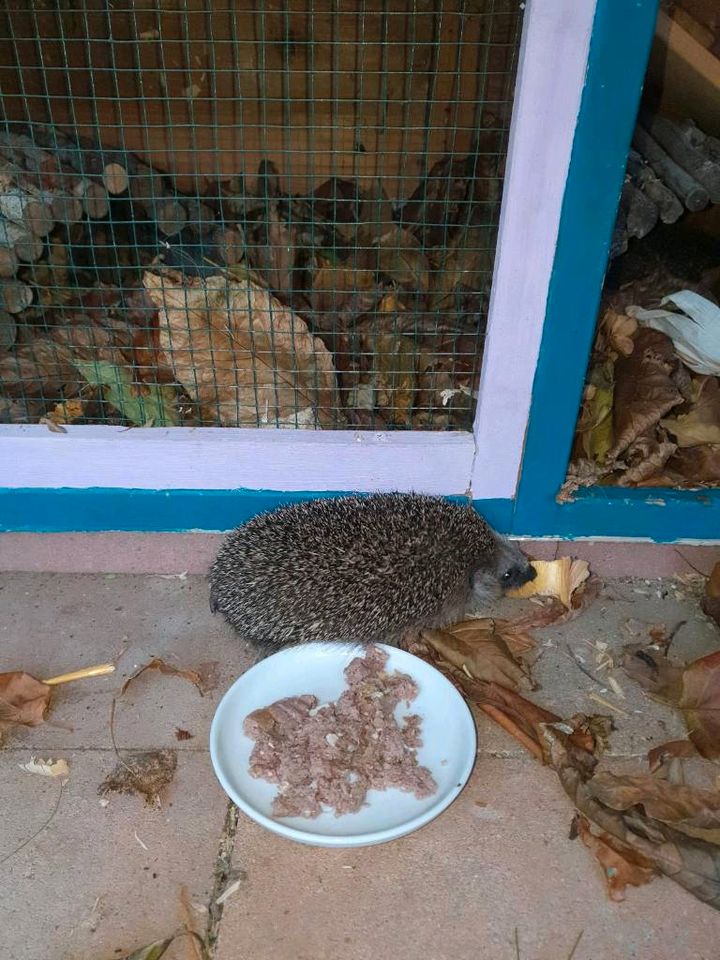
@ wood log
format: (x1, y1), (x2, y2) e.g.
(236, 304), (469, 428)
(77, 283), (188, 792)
(213, 225), (245, 265)
(184, 198), (217, 236)
(102, 162), (129, 195)
(0, 309), (17, 347)
(47, 191), (83, 225)
(0, 239), (18, 278)
(609, 207), (628, 260)
(0, 218), (43, 262)
(677, 119), (720, 164)
(0, 278), (33, 313)
(642, 113), (720, 203)
(73, 179), (110, 219)
(633, 125), (710, 212)
(0, 186), (53, 236)
(621, 178), (659, 240)
(152, 199), (187, 237)
(625, 149), (684, 224)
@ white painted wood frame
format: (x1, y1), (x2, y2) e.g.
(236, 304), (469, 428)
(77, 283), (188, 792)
(0, 0), (597, 498)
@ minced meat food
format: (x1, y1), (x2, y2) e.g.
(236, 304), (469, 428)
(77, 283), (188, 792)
(243, 645), (438, 818)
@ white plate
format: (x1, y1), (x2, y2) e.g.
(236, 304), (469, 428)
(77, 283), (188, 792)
(209, 643), (477, 848)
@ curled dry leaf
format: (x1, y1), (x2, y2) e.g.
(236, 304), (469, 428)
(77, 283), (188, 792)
(247, 203), (296, 295)
(99, 749), (177, 806)
(507, 557), (590, 609)
(18, 756), (69, 778)
(422, 622), (533, 692)
(662, 376), (720, 448)
(310, 264), (380, 327)
(670, 444), (720, 483)
(617, 436), (677, 487)
(373, 227), (430, 291)
(623, 647), (720, 759)
(589, 771), (720, 837)
(121, 657), (208, 697)
(702, 562), (720, 628)
(144, 270), (340, 428)
(601, 309), (638, 358)
(369, 332), (417, 426)
(607, 328), (684, 461)
(0, 671), (51, 742)
(0, 340), (77, 397)
(573, 813), (656, 901)
(543, 725), (720, 910)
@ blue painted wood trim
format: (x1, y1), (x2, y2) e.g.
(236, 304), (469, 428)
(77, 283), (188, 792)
(510, 0), (720, 542)
(0, 488), (514, 534)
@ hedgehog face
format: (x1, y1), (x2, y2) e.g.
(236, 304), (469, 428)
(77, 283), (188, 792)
(471, 537), (536, 603)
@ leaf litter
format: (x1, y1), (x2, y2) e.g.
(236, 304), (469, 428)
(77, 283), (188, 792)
(407, 560), (720, 910)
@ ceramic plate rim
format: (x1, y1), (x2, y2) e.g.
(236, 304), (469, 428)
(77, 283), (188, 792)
(209, 643), (477, 848)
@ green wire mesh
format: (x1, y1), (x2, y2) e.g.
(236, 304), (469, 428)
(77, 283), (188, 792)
(0, 0), (522, 431)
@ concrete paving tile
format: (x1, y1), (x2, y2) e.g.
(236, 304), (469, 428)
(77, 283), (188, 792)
(0, 573), (253, 752)
(0, 749), (227, 960)
(216, 757), (720, 960)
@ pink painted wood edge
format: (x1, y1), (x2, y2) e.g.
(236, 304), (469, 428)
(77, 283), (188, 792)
(471, 0), (597, 500)
(0, 424), (475, 493)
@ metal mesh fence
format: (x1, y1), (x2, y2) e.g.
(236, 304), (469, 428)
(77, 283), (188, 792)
(0, 0), (522, 431)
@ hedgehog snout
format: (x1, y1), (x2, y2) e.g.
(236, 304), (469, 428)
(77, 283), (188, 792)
(499, 558), (536, 591)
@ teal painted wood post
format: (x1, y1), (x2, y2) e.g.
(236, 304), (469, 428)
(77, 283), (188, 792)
(508, 0), (720, 541)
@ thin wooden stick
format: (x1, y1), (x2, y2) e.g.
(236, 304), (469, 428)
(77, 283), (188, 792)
(43, 663), (116, 685)
(478, 703), (544, 762)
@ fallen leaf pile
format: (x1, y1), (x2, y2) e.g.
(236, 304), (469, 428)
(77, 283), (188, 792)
(564, 288), (720, 496)
(1, 127), (498, 431)
(406, 562), (720, 911)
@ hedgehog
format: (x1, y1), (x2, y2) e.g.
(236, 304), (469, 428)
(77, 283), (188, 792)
(209, 492), (535, 653)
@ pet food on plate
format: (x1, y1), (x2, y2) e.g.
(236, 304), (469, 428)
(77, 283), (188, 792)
(243, 645), (438, 818)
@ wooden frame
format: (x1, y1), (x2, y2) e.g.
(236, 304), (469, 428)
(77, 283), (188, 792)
(0, 0), (598, 533)
(4, 0), (714, 542)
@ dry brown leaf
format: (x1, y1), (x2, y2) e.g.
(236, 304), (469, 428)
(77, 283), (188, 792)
(247, 203), (296, 295)
(422, 622), (533, 691)
(573, 813), (656, 901)
(310, 264), (380, 326)
(0, 671), (52, 741)
(0, 340), (77, 396)
(681, 651), (720, 760)
(601, 309), (638, 358)
(662, 377), (720, 448)
(121, 657), (207, 697)
(607, 328), (684, 461)
(703, 562), (720, 628)
(98, 749), (177, 806)
(623, 647), (720, 759)
(589, 771), (720, 835)
(47, 398), (85, 425)
(543, 725), (720, 910)
(671, 444), (720, 483)
(507, 557), (590, 608)
(144, 270), (340, 428)
(618, 437), (677, 486)
(373, 227), (430, 291)
(370, 332), (417, 426)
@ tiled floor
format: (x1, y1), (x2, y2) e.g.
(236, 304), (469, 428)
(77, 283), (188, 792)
(1, 559), (719, 959)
